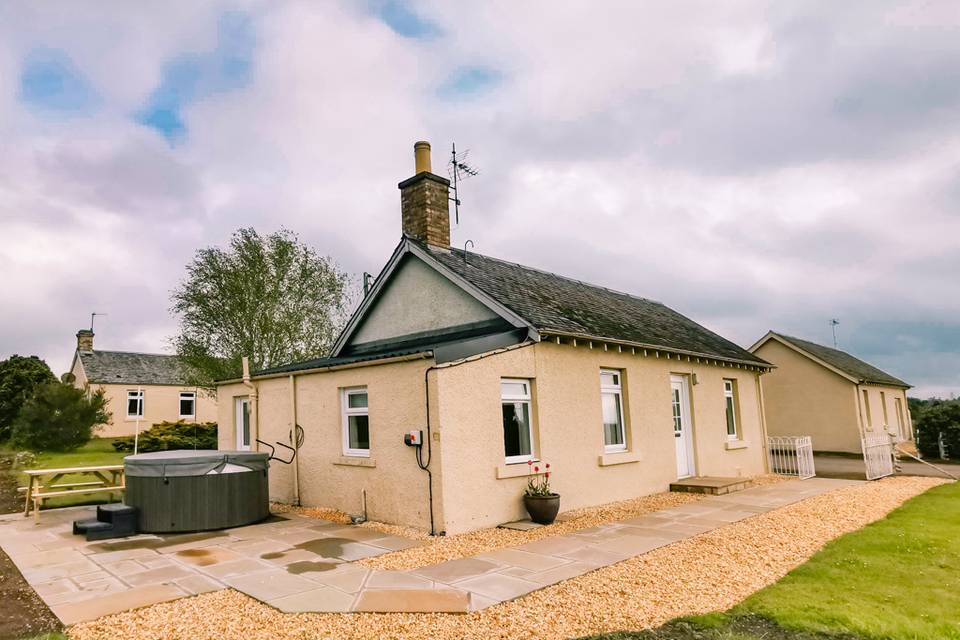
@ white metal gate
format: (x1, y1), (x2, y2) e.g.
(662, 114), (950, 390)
(862, 434), (895, 480)
(767, 436), (815, 479)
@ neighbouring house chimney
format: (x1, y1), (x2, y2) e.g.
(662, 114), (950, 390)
(76, 329), (94, 352)
(399, 141), (451, 249)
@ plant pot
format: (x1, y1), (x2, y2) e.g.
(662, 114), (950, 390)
(523, 493), (560, 525)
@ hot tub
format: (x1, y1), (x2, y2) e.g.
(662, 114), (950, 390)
(124, 450), (270, 533)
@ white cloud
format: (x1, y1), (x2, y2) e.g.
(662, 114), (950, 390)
(0, 0), (958, 397)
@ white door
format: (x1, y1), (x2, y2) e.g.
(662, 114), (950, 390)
(235, 397), (251, 451)
(671, 375), (695, 478)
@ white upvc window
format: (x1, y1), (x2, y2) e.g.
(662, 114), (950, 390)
(501, 378), (535, 464)
(600, 369), (627, 453)
(723, 379), (739, 441)
(127, 389), (144, 418)
(341, 387), (370, 457)
(179, 392), (196, 419)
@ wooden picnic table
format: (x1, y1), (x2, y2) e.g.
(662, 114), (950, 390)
(21, 464), (125, 523)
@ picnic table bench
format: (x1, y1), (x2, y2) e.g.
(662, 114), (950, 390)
(19, 465), (125, 523)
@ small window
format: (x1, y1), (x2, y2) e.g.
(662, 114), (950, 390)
(127, 390), (144, 418)
(342, 387), (369, 457)
(501, 378), (534, 464)
(880, 391), (889, 426)
(862, 389), (872, 426)
(600, 369), (626, 452)
(723, 379), (739, 441)
(179, 392), (196, 419)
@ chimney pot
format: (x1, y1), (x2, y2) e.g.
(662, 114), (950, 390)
(399, 141), (451, 249)
(77, 329), (94, 352)
(414, 141), (432, 174)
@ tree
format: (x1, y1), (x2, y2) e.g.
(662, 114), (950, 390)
(171, 228), (354, 386)
(914, 399), (960, 459)
(11, 383), (110, 452)
(0, 355), (56, 442)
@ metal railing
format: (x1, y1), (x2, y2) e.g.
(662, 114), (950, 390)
(767, 436), (815, 479)
(862, 434), (895, 480)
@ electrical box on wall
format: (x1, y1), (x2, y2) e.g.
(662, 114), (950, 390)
(404, 430), (423, 447)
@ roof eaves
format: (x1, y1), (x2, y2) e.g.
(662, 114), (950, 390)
(543, 330), (773, 369)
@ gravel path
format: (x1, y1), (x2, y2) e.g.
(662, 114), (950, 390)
(68, 476), (946, 640)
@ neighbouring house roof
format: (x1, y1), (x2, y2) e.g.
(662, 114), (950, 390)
(325, 238), (769, 370)
(77, 350), (194, 386)
(752, 332), (910, 388)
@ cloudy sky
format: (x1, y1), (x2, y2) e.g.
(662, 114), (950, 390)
(1, 1), (957, 397)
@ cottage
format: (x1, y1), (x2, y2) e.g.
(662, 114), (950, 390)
(69, 330), (216, 438)
(216, 142), (773, 535)
(750, 331), (914, 454)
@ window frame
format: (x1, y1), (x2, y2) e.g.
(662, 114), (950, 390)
(341, 386), (370, 458)
(862, 389), (872, 427)
(600, 369), (627, 453)
(501, 378), (536, 465)
(126, 389), (144, 419)
(235, 396), (251, 451)
(179, 391), (196, 419)
(880, 391), (889, 426)
(723, 379), (740, 441)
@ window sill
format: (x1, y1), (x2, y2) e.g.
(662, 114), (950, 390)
(496, 462), (540, 479)
(598, 450), (642, 466)
(334, 456), (376, 468)
(725, 440), (750, 450)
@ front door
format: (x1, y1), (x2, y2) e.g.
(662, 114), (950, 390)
(235, 397), (251, 451)
(671, 375), (695, 478)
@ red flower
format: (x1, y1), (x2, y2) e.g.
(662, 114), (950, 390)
(534, 466), (540, 473)
(545, 463), (551, 469)
(545, 472), (550, 478)
(527, 459), (533, 466)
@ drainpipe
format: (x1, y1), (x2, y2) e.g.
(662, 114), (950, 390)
(241, 357), (259, 451)
(288, 374), (301, 506)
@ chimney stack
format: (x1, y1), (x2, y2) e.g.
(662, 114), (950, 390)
(77, 329), (94, 352)
(399, 141), (451, 249)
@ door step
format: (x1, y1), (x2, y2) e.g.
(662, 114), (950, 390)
(670, 477), (750, 496)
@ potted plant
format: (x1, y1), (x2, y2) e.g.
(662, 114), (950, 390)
(523, 461), (560, 524)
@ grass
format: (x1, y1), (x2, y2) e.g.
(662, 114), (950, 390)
(2, 437), (126, 509)
(581, 481), (960, 640)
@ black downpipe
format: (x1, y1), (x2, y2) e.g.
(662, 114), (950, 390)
(415, 341), (534, 537)
(418, 365), (438, 536)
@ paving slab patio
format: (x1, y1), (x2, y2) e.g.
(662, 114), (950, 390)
(0, 477), (861, 622)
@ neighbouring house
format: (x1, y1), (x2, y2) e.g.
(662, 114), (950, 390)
(749, 331), (914, 454)
(216, 141), (774, 535)
(69, 330), (217, 438)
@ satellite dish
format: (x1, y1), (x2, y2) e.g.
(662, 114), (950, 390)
(61, 372), (76, 384)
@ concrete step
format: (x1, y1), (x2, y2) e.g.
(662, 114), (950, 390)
(669, 476), (751, 495)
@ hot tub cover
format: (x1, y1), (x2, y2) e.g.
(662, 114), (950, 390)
(124, 450), (269, 478)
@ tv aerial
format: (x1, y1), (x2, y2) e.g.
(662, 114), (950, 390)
(448, 142), (479, 227)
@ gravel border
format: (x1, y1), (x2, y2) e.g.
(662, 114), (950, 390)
(68, 476), (947, 640)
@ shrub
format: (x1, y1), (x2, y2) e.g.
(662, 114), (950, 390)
(0, 354), (56, 442)
(10, 383), (109, 451)
(112, 420), (218, 453)
(914, 399), (960, 459)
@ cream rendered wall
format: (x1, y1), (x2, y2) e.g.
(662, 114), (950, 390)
(92, 383), (217, 438)
(857, 384), (914, 441)
(351, 256), (499, 345)
(435, 342), (767, 535)
(754, 340), (862, 453)
(218, 358), (442, 531)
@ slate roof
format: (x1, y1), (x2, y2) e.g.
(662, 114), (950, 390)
(254, 347), (432, 376)
(77, 350), (193, 386)
(768, 333), (910, 388)
(421, 242), (769, 367)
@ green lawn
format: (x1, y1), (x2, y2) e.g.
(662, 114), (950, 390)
(581, 481), (960, 640)
(3, 438), (127, 509)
